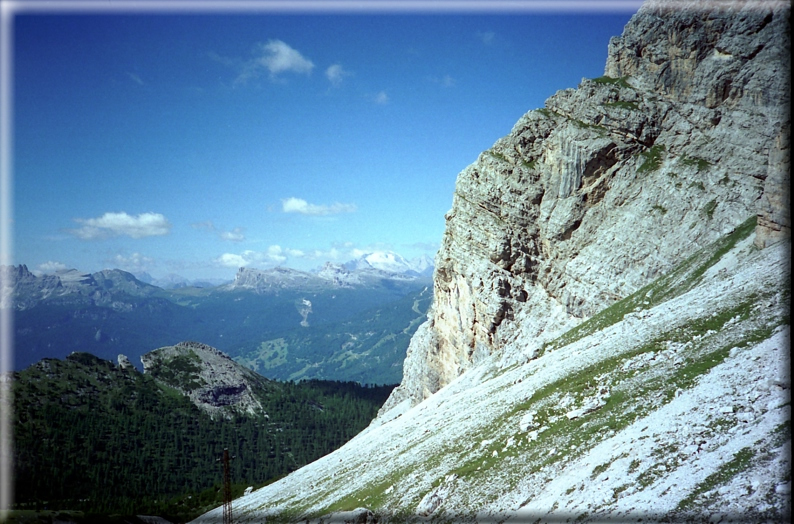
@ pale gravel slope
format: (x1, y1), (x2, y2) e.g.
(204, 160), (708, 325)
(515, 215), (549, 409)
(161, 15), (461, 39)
(191, 227), (790, 523)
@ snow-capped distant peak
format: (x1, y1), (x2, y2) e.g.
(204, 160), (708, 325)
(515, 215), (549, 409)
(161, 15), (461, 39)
(362, 251), (413, 273)
(341, 251), (435, 276)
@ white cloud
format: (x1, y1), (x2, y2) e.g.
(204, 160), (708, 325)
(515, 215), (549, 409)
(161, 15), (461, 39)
(374, 91), (389, 104)
(37, 261), (68, 274)
(267, 245), (287, 264)
(256, 39), (314, 77)
(216, 253), (249, 268)
(326, 64), (351, 87)
(221, 40), (314, 85)
(126, 72), (144, 85)
(219, 228), (245, 242)
(215, 246), (291, 269)
(477, 30), (496, 45)
(69, 212), (171, 240)
(193, 221), (245, 242)
(109, 252), (155, 273)
(282, 197), (357, 216)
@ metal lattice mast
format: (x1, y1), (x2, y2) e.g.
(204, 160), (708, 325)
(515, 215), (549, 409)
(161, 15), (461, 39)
(221, 449), (233, 524)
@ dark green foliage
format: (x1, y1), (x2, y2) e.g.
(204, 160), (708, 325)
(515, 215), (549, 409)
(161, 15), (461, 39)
(485, 150), (508, 162)
(678, 154), (711, 172)
(535, 107), (557, 118)
(148, 350), (204, 391)
(591, 75), (632, 88)
(570, 118), (608, 134)
(676, 447), (755, 510)
(637, 144), (666, 173)
(521, 158), (537, 170)
(703, 199), (718, 219)
(604, 100), (639, 110)
(12, 354), (394, 522)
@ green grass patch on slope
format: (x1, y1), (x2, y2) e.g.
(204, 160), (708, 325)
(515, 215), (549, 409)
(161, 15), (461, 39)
(444, 291), (783, 497)
(591, 75), (632, 88)
(678, 154), (711, 172)
(439, 215), (780, 494)
(637, 144), (666, 173)
(676, 447), (755, 510)
(604, 100), (639, 111)
(541, 215), (757, 353)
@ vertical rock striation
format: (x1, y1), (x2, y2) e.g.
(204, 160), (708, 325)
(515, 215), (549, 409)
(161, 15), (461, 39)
(381, 0), (790, 414)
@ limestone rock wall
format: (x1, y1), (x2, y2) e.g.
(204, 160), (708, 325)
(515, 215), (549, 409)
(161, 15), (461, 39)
(381, 0), (790, 414)
(141, 341), (269, 418)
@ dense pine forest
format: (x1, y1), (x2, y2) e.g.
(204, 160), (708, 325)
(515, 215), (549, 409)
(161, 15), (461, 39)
(12, 352), (394, 522)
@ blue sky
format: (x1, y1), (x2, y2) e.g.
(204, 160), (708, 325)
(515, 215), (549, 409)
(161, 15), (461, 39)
(8, 1), (638, 281)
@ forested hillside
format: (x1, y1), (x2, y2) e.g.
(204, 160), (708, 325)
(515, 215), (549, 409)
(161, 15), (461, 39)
(12, 352), (393, 522)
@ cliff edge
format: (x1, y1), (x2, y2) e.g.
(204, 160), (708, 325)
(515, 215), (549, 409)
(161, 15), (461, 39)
(381, 0), (790, 415)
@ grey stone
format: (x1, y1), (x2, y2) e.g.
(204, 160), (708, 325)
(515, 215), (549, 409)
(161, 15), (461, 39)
(384, 0), (790, 411)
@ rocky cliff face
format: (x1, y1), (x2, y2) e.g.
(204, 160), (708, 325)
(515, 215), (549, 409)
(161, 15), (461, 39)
(382, 0), (790, 413)
(190, 2), (790, 522)
(141, 341), (272, 418)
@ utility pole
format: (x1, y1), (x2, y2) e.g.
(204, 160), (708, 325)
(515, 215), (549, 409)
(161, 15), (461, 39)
(218, 448), (234, 524)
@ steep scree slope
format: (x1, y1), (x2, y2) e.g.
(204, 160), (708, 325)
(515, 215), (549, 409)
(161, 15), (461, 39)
(192, 204), (790, 523)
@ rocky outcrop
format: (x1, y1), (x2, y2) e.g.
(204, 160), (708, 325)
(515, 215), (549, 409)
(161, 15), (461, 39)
(381, 0), (790, 413)
(230, 267), (329, 293)
(141, 341), (272, 418)
(755, 124), (791, 248)
(117, 353), (134, 370)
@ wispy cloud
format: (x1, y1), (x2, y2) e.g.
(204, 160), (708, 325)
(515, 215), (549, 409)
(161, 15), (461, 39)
(405, 241), (440, 252)
(35, 261), (69, 274)
(220, 229), (245, 242)
(282, 197), (357, 216)
(192, 221), (245, 242)
(326, 64), (351, 87)
(430, 75), (455, 88)
(374, 91), (390, 104)
(477, 30), (496, 45)
(232, 39), (314, 84)
(126, 72), (144, 85)
(69, 212), (171, 240)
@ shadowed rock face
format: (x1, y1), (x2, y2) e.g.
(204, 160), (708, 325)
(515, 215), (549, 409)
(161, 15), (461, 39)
(755, 124), (791, 248)
(198, 383), (249, 406)
(382, 0), (790, 413)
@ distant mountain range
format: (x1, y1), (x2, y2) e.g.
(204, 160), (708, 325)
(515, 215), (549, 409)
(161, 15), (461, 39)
(2, 251), (433, 381)
(134, 251), (434, 290)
